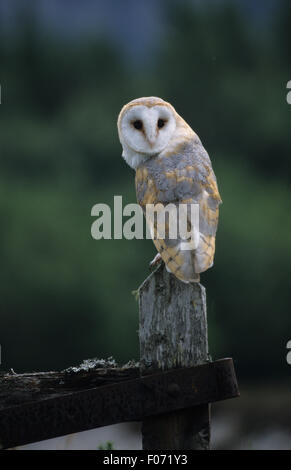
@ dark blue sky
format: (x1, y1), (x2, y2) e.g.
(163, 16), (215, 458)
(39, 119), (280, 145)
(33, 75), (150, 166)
(0, 0), (280, 61)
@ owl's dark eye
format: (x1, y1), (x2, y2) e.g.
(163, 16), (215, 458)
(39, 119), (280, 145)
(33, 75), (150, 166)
(133, 120), (143, 130)
(158, 119), (166, 129)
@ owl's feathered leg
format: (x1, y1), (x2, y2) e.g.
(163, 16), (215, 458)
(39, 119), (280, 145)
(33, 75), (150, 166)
(149, 253), (163, 270)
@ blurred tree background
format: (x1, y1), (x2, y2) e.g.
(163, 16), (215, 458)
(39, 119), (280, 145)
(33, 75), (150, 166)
(0, 0), (290, 381)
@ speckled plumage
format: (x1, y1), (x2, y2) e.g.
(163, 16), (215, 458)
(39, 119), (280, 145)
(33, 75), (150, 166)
(118, 97), (221, 283)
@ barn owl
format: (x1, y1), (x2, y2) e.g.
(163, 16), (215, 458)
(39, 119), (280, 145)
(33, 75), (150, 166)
(117, 96), (221, 283)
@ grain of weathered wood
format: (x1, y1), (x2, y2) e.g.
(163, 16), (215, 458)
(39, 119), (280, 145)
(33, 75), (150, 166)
(0, 360), (139, 411)
(139, 263), (210, 449)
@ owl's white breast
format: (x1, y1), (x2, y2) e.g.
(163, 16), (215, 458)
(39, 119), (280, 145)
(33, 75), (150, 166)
(121, 143), (152, 170)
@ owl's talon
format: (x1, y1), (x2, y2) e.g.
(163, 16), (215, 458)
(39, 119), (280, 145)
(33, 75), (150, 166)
(149, 253), (163, 270)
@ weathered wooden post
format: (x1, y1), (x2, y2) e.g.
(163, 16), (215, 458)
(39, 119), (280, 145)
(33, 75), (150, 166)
(139, 263), (210, 450)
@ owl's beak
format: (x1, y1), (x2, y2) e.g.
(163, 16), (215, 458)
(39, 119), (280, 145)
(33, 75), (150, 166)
(147, 132), (157, 147)
(145, 121), (157, 147)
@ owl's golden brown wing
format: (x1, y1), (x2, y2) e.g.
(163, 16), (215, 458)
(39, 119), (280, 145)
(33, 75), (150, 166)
(135, 139), (221, 282)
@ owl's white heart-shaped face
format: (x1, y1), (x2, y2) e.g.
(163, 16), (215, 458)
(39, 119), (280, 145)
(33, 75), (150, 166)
(119, 104), (176, 156)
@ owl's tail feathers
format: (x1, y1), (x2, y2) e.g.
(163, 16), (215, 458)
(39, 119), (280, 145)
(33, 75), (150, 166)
(152, 238), (201, 283)
(165, 263), (200, 283)
(194, 235), (216, 274)
(189, 272), (200, 283)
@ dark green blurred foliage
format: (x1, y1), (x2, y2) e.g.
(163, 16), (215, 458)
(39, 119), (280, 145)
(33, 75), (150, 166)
(0, 2), (290, 378)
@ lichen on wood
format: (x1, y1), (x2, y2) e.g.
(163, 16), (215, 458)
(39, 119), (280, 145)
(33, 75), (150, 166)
(0, 357), (139, 410)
